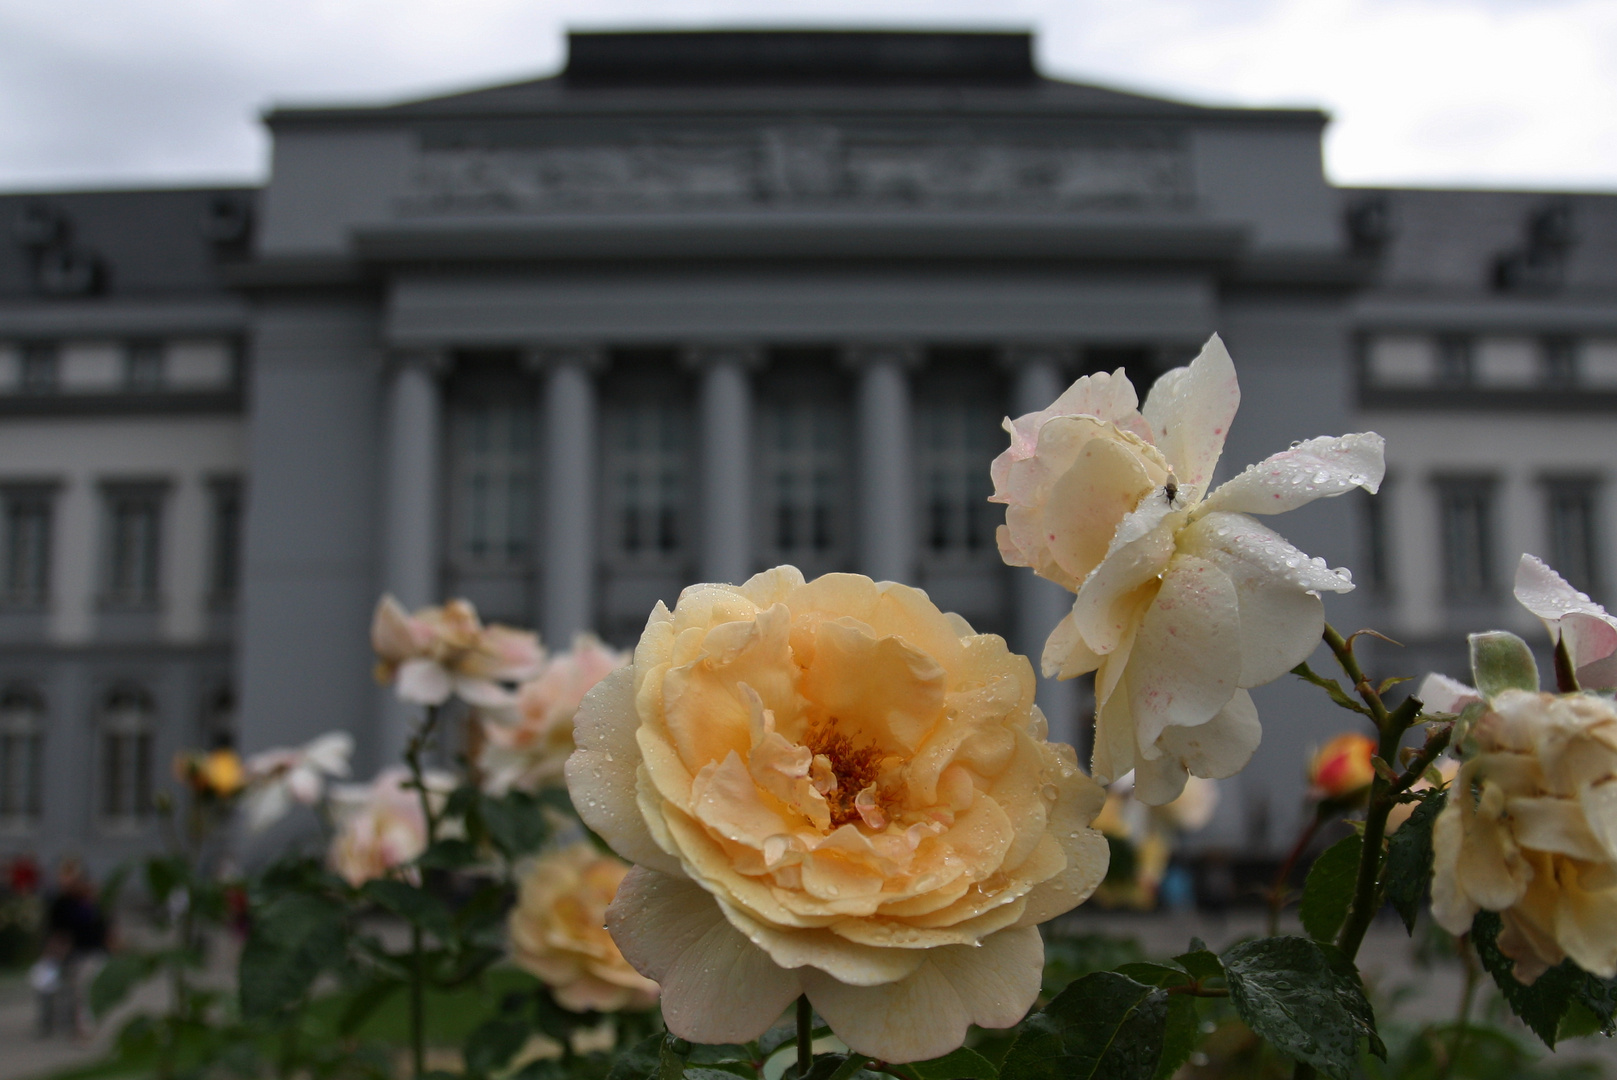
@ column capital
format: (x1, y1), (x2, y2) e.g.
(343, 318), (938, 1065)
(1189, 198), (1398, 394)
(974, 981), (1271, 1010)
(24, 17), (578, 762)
(386, 346), (452, 378)
(841, 342), (923, 371)
(996, 343), (1077, 373)
(522, 343), (609, 374)
(680, 343), (765, 371)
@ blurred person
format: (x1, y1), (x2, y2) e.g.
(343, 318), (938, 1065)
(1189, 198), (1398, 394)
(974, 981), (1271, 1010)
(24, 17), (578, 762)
(35, 858), (110, 1038)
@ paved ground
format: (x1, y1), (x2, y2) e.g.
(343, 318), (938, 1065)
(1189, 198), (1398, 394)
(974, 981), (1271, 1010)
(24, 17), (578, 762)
(1, 911), (1612, 1079)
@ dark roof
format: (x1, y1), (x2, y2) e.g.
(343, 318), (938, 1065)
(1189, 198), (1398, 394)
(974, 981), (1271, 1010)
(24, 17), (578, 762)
(0, 187), (254, 300)
(266, 30), (1325, 125)
(1345, 187), (1617, 295)
(562, 30), (1036, 84)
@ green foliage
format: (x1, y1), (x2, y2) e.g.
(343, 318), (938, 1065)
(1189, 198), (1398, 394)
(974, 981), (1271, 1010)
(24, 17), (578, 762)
(999, 971), (1170, 1080)
(887, 1046), (999, 1080)
(1469, 631), (1540, 697)
(1221, 936), (1383, 1080)
(88, 951), (162, 1018)
(239, 891), (348, 1018)
(1385, 788), (1448, 933)
(361, 877), (455, 941)
(1300, 833), (1363, 943)
(1293, 662), (1374, 716)
(1040, 931), (1147, 996)
(1470, 910), (1587, 1048)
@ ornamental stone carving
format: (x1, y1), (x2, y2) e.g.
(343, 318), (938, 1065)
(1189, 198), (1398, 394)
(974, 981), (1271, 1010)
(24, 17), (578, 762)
(401, 125), (1189, 215)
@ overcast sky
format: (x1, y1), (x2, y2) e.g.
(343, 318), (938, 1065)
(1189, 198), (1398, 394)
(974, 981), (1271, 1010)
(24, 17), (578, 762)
(0, 0), (1611, 193)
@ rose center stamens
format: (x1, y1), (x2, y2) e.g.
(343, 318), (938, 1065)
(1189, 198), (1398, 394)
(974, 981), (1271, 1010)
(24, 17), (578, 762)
(802, 718), (888, 829)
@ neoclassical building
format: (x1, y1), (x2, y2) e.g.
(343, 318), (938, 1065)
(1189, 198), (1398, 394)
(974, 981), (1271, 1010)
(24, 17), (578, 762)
(2, 30), (1614, 869)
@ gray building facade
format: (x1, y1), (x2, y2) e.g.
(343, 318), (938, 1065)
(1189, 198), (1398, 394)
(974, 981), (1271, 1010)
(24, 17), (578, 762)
(2, 30), (1614, 870)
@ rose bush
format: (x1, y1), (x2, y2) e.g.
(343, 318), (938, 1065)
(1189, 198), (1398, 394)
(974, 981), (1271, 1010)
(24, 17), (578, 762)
(990, 334), (1384, 802)
(508, 843), (660, 1013)
(566, 566), (1109, 1062)
(327, 765), (453, 887)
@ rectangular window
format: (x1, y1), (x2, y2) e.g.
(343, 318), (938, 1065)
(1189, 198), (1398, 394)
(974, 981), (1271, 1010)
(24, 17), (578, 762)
(915, 370), (1003, 564)
(451, 396), (534, 568)
(125, 340), (164, 392)
(0, 688), (44, 823)
(1544, 477), (1601, 599)
(603, 386), (692, 567)
(758, 363), (851, 575)
(1540, 336), (1578, 389)
(20, 342), (57, 394)
(1437, 477), (1496, 601)
(1, 488), (52, 607)
(103, 485), (164, 608)
(1436, 335), (1474, 387)
(100, 687), (154, 824)
(209, 479), (243, 604)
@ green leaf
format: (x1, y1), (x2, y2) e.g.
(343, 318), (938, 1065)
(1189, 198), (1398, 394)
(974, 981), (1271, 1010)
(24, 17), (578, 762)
(1154, 994), (1198, 1080)
(1384, 787), (1448, 933)
(465, 1017), (531, 1076)
(1470, 910), (1580, 1047)
(1112, 963), (1190, 989)
(796, 1054), (879, 1080)
(608, 1034), (665, 1080)
(895, 1046), (998, 1080)
(1170, 942), (1223, 985)
(89, 952), (160, 1018)
(1292, 662), (1372, 716)
(1220, 936), (1380, 1080)
(1000, 971), (1168, 1080)
(418, 838), (480, 870)
(482, 790), (552, 858)
(337, 976), (402, 1036)
(660, 1034), (692, 1080)
(361, 878), (455, 942)
(239, 893), (347, 1019)
(1574, 971), (1617, 1036)
(1469, 631), (1540, 697)
(685, 1067), (756, 1080)
(1299, 833), (1362, 943)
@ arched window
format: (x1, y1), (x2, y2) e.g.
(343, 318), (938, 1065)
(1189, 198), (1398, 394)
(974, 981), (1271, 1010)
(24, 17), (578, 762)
(100, 685), (153, 824)
(0, 685), (43, 825)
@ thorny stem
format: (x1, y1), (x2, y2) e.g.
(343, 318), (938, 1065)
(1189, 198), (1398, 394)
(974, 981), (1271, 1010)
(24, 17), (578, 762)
(797, 995), (814, 1080)
(1268, 808), (1327, 936)
(1322, 624), (1390, 726)
(406, 704), (443, 845)
(411, 923), (426, 1078)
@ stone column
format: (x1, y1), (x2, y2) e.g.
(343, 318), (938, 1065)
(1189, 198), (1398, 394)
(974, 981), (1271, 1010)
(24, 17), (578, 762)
(530, 345), (605, 649)
(1002, 344), (1084, 750)
(684, 344), (760, 585)
(379, 347), (447, 764)
(846, 344), (920, 585)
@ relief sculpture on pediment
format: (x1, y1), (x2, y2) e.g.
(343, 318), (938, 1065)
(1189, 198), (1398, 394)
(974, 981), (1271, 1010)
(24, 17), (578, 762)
(401, 124), (1189, 216)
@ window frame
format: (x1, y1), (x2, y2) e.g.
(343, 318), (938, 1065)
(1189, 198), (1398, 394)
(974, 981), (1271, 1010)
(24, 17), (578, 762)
(98, 684), (155, 830)
(0, 684), (44, 829)
(207, 476), (244, 608)
(0, 483), (55, 609)
(447, 373), (537, 574)
(1434, 474), (1499, 603)
(599, 360), (696, 574)
(912, 359), (1006, 569)
(1542, 474), (1603, 601)
(754, 359), (854, 578)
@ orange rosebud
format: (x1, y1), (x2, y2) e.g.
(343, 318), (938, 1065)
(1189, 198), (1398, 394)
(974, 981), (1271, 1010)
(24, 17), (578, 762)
(202, 749), (245, 797)
(1309, 733), (1376, 801)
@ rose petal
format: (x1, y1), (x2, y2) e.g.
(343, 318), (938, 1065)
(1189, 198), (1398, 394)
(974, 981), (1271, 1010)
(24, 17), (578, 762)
(1417, 673), (1484, 715)
(395, 659), (453, 705)
(566, 669), (684, 875)
(1125, 555), (1242, 751)
(1133, 689), (1261, 805)
(607, 867), (802, 1044)
(1140, 333), (1240, 491)
(801, 925), (1043, 1063)
(1197, 433), (1386, 517)
(1069, 498), (1178, 656)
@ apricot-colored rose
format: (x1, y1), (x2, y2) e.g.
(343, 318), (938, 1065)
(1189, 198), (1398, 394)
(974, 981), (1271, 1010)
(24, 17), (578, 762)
(480, 635), (628, 796)
(990, 334), (1385, 803)
(1309, 733), (1377, 802)
(508, 844), (660, 1013)
(327, 767), (452, 887)
(1432, 689), (1617, 983)
(371, 595), (544, 707)
(566, 567), (1108, 1063)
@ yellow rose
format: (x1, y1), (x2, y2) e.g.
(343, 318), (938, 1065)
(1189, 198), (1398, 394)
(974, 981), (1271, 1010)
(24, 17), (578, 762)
(1431, 689), (1617, 983)
(509, 844), (660, 1013)
(565, 567), (1108, 1063)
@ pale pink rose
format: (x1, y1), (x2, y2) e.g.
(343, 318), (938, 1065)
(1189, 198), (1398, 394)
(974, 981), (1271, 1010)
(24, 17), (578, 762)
(479, 636), (628, 796)
(1432, 689), (1617, 983)
(508, 844), (660, 1013)
(566, 567), (1109, 1063)
(1514, 554), (1617, 689)
(327, 767), (452, 887)
(371, 596), (545, 707)
(990, 334), (1385, 803)
(241, 732), (354, 832)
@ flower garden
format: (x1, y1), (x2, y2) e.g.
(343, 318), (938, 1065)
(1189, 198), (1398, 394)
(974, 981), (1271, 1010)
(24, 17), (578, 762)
(41, 335), (1617, 1080)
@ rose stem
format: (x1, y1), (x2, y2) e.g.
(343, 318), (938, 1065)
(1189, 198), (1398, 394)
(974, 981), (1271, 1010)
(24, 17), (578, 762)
(796, 995), (813, 1079)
